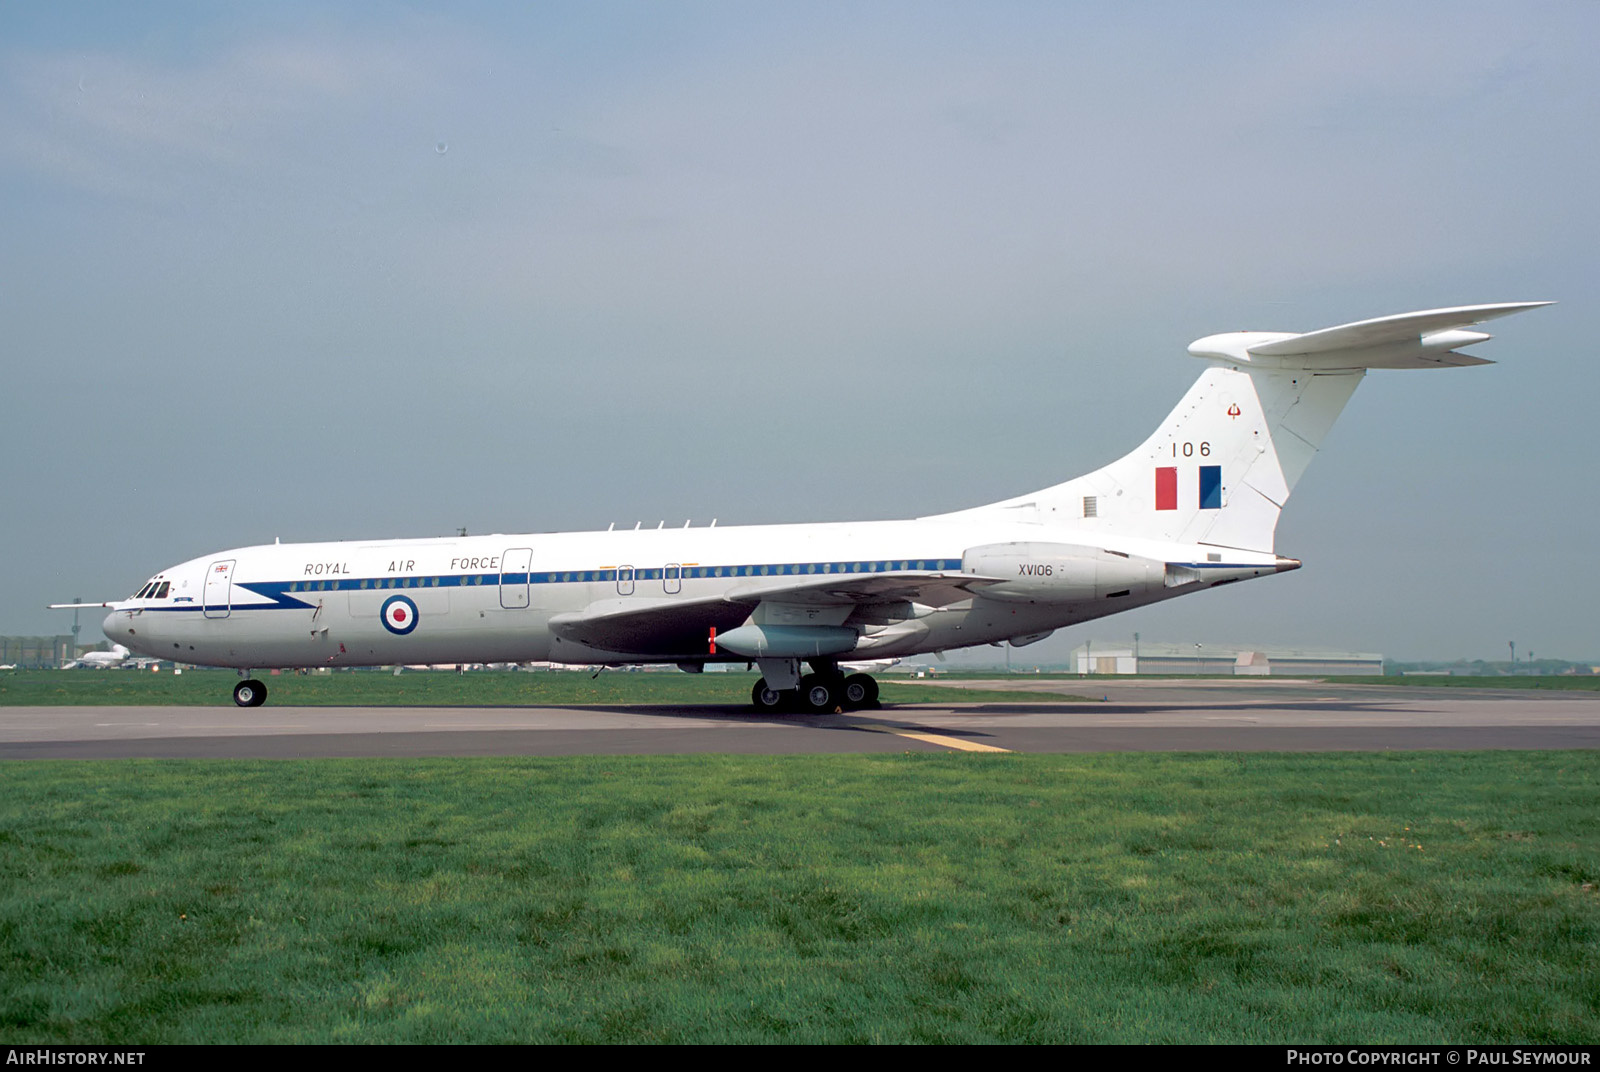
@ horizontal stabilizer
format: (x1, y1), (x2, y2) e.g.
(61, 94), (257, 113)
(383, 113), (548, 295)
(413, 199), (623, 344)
(1189, 301), (1552, 370)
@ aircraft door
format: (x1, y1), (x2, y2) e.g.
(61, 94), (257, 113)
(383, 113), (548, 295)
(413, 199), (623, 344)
(203, 559), (235, 619)
(617, 567), (634, 596)
(500, 548), (533, 609)
(665, 564), (681, 594)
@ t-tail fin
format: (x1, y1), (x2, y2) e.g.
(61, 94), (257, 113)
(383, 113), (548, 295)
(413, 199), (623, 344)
(936, 302), (1551, 553)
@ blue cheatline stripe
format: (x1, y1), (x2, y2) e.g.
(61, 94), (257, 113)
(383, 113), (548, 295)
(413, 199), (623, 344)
(1199, 465), (1222, 510)
(144, 558), (969, 611)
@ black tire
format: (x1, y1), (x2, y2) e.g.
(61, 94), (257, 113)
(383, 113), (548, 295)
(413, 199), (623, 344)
(797, 674), (838, 714)
(233, 679), (267, 708)
(841, 673), (879, 709)
(751, 678), (788, 713)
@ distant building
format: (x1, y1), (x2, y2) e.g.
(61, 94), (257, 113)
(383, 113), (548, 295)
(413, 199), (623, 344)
(1074, 648), (1140, 675)
(0, 636), (77, 669)
(1071, 642), (1383, 676)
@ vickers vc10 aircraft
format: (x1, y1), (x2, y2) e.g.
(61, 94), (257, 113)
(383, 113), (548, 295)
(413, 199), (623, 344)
(56, 302), (1548, 711)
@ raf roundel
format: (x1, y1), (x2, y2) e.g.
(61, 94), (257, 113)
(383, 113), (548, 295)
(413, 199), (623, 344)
(380, 594), (419, 636)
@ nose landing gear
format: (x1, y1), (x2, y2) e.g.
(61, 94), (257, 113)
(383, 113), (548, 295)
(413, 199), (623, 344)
(233, 679), (267, 708)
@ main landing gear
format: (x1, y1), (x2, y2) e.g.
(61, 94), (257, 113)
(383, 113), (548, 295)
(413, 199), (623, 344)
(233, 678), (267, 708)
(750, 670), (880, 714)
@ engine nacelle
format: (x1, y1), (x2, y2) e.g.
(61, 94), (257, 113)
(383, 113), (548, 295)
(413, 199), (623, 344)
(962, 542), (1164, 604)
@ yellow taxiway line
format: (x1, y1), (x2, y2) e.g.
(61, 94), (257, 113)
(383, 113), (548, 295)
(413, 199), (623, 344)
(857, 723), (1011, 753)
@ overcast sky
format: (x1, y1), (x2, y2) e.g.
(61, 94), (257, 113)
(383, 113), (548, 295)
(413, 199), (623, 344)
(3, 2), (1595, 662)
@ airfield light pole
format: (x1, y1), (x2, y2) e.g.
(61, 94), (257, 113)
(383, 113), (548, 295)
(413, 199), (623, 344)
(71, 598), (81, 658)
(1133, 632), (1140, 674)
(1509, 640), (1515, 675)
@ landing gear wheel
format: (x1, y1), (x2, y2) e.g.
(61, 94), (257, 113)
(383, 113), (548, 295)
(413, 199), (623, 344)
(797, 674), (838, 714)
(751, 678), (789, 713)
(233, 679), (267, 708)
(841, 673), (879, 709)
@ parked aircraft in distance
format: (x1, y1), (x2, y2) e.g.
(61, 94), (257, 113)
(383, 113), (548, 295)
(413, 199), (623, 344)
(55, 302), (1549, 711)
(61, 643), (133, 670)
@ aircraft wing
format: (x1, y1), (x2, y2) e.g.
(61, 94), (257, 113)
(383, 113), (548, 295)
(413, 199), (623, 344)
(548, 570), (1000, 655)
(719, 570), (994, 608)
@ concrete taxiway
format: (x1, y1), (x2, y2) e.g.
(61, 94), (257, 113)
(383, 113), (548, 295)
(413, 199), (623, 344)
(2, 678), (1597, 758)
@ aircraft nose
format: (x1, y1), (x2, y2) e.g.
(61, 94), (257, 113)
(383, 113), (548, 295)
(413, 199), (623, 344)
(103, 611), (134, 644)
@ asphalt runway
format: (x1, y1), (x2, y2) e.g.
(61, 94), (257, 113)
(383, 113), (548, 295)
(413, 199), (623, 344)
(3, 678), (1598, 758)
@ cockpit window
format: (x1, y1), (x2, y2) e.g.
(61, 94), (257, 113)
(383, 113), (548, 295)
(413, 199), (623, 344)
(154, 582), (170, 599)
(134, 582), (155, 599)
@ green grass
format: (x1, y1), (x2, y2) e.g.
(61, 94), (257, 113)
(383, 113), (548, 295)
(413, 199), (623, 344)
(0, 669), (1090, 707)
(1, 753), (1596, 1043)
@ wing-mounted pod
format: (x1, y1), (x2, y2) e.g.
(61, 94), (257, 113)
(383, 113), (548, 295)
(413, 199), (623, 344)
(963, 542), (1164, 604)
(712, 624), (859, 659)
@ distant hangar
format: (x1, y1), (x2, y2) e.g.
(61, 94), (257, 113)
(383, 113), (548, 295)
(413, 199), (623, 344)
(1071, 642), (1383, 676)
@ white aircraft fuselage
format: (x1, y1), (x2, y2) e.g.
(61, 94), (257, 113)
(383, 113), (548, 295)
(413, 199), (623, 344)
(62, 643), (133, 670)
(72, 302), (1547, 709)
(103, 520), (1286, 670)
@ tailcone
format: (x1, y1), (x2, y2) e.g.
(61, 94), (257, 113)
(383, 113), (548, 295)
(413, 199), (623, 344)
(1275, 556), (1302, 573)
